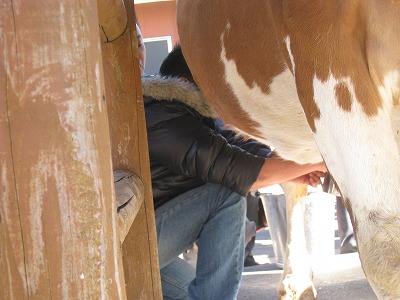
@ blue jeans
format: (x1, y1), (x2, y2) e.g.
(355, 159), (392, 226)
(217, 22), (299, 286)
(155, 183), (246, 300)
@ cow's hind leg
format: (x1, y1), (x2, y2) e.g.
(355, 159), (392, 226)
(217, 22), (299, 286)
(278, 182), (316, 300)
(309, 74), (400, 299)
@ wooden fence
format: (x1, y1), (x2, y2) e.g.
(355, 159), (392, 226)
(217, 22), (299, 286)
(0, 0), (161, 298)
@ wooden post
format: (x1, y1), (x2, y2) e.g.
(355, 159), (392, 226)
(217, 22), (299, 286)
(0, 1), (127, 299)
(100, 0), (162, 297)
(98, 0), (128, 42)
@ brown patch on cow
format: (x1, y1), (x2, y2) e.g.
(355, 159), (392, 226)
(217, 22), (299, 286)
(178, 0), (384, 135)
(299, 286), (318, 300)
(293, 68), (321, 133)
(222, 5), (285, 96)
(178, 0), (286, 136)
(277, 1), (382, 130)
(335, 83), (352, 111)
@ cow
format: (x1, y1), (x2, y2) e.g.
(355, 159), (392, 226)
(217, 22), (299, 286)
(177, 1), (400, 299)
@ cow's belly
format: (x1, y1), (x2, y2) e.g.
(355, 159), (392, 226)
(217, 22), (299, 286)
(391, 106), (400, 151)
(221, 57), (322, 164)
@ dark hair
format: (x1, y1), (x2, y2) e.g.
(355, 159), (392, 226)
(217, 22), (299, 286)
(159, 44), (194, 83)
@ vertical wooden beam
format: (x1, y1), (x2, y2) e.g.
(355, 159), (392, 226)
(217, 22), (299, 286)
(98, 0), (128, 42)
(0, 1), (126, 299)
(100, 0), (162, 298)
(0, 5), (27, 295)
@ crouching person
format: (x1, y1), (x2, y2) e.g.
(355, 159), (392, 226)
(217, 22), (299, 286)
(137, 28), (326, 300)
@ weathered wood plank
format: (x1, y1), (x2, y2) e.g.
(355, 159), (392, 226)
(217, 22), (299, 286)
(0, 2), (29, 298)
(98, 0), (128, 42)
(115, 170), (145, 243)
(0, 6), (29, 299)
(0, 1), (126, 299)
(101, 0), (162, 297)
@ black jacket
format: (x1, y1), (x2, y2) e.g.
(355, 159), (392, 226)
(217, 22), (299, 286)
(142, 76), (271, 209)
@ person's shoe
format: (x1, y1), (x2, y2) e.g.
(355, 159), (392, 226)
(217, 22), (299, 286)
(340, 235), (358, 254)
(244, 255), (259, 267)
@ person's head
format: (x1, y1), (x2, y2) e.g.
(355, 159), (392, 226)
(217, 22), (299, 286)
(159, 44), (194, 84)
(136, 23), (146, 76)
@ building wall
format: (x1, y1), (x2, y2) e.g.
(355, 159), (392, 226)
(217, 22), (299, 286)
(135, 1), (179, 46)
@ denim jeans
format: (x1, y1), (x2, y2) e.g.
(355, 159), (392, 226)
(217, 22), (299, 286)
(155, 183), (246, 300)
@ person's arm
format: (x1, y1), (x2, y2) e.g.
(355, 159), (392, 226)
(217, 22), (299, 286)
(251, 156), (327, 190)
(215, 119), (326, 189)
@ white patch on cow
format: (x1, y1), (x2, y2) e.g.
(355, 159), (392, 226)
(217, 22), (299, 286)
(378, 70), (400, 150)
(391, 110), (400, 163)
(220, 37), (321, 164)
(313, 71), (400, 298)
(284, 36), (295, 75)
(378, 70), (400, 105)
(312, 72), (400, 216)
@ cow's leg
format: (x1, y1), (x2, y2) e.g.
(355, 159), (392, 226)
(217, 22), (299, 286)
(308, 76), (400, 299)
(278, 182), (316, 300)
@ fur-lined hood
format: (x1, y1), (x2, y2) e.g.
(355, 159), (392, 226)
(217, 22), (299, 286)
(142, 75), (215, 118)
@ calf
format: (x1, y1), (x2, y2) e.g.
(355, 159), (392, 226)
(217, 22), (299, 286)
(177, 0), (400, 299)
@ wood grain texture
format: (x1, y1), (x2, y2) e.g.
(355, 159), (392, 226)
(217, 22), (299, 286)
(114, 170), (145, 243)
(101, 0), (162, 297)
(98, 0), (128, 42)
(1, 1), (126, 299)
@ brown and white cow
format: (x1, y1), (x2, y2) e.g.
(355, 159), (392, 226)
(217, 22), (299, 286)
(177, 1), (400, 299)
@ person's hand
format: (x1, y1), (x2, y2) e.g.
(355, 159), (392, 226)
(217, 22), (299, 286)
(290, 171), (326, 187)
(252, 158), (328, 190)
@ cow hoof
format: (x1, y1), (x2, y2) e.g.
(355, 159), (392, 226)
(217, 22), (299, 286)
(278, 275), (317, 300)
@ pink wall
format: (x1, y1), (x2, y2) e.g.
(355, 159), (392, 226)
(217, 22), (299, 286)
(135, 1), (180, 46)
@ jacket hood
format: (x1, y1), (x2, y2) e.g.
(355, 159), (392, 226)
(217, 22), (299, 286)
(142, 75), (215, 118)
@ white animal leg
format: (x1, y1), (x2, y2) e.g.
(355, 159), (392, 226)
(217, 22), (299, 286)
(279, 182), (316, 300)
